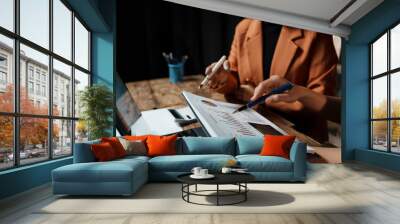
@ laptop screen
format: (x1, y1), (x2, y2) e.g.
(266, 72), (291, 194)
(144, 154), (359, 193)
(116, 73), (141, 134)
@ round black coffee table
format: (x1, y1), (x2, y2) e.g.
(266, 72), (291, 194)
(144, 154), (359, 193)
(177, 173), (255, 206)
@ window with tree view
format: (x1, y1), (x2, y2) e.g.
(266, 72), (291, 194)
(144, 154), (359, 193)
(371, 23), (400, 153)
(0, 0), (91, 170)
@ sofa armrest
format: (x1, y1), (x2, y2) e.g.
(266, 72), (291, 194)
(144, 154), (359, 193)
(289, 141), (307, 181)
(73, 140), (100, 163)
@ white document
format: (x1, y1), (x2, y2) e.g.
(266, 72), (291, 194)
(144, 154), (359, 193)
(131, 109), (183, 136)
(182, 91), (287, 137)
(141, 109), (183, 135)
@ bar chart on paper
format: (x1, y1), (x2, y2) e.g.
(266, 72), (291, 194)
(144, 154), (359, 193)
(182, 91), (287, 137)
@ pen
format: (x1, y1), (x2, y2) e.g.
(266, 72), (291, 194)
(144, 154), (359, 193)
(232, 82), (294, 114)
(162, 52), (170, 64)
(199, 55), (226, 89)
(182, 55), (188, 64)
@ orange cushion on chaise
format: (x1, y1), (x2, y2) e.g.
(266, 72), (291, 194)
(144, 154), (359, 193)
(123, 135), (152, 141)
(146, 135), (177, 157)
(259, 135), (295, 159)
(101, 137), (127, 158)
(91, 142), (118, 161)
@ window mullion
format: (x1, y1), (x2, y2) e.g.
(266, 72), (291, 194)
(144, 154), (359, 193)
(48, 0), (53, 160)
(388, 30), (391, 152)
(71, 10), (76, 155)
(13, 0), (21, 167)
(370, 44), (373, 149)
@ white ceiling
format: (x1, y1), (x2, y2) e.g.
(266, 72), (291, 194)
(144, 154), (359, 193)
(163, 0), (384, 37)
(225, 0), (352, 22)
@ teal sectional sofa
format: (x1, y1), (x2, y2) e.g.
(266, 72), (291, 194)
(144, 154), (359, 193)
(52, 137), (307, 196)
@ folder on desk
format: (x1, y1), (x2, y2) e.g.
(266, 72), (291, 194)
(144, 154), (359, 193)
(181, 91), (287, 137)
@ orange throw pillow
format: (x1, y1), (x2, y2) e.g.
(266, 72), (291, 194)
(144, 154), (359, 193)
(146, 135), (177, 157)
(91, 142), (117, 161)
(101, 137), (126, 158)
(260, 135), (296, 159)
(123, 135), (152, 141)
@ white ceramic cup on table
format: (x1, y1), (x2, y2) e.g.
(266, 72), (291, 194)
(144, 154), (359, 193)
(221, 167), (232, 174)
(200, 169), (209, 176)
(191, 167), (202, 176)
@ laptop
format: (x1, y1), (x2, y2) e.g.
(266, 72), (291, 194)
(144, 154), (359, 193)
(116, 75), (195, 136)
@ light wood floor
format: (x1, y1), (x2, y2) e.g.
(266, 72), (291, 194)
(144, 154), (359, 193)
(1, 162), (400, 224)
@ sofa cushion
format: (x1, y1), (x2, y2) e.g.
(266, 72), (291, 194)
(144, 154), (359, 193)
(149, 154), (235, 172)
(236, 155), (293, 172)
(147, 135), (178, 157)
(115, 155), (150, 163)
(91, 142), (118, 161)
(178, 137), (236, 155)
(236, 136), (263, 155)
(118, 138), (147, 156)
(73, 140), (100, 163)
(260, 135), (295, 159)
(123, 135), (151, 141)
(53, 159), (147, 183)
(101, 137), (127, 158)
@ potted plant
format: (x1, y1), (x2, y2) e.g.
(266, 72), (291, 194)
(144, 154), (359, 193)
(79, 84), (113, 140)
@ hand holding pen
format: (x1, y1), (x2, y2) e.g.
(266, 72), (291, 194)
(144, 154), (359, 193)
(200, 55), (230, 89)
(232, 76), (299, 113)
(233, 81), (294, 113)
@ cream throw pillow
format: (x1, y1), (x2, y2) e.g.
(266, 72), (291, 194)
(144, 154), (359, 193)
(118, 137), (147, 156)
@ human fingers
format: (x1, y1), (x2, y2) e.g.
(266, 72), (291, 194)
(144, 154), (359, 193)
(204, 62), (216, 75)
(223, 60), (230, 71)
(251, 81), (273, 101)
(251, 76), (292, 101)
(265, 93), (296, 104)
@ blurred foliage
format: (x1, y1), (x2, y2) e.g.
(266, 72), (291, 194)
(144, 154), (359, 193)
(0, 85), (59, 150)
(372, 99), (400, 141)
(79, 84), (113, 140)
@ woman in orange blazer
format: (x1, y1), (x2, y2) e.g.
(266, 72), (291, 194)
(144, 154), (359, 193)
(205, 19), (338, 142)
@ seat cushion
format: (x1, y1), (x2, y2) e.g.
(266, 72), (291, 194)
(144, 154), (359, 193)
(114, 155), (150, 165)
(52, 159), (147, 183)
(236, 155), (293, 172)
(149, 154), (235, 172)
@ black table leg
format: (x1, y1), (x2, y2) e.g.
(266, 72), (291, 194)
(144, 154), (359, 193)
(195, 184), (197, 192)
(216, 184), (219, 206)
(187, 184), (190, 202)
(245, 183), (247, 201)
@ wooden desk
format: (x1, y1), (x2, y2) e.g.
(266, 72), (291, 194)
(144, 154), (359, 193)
(126, 75), (322, 146)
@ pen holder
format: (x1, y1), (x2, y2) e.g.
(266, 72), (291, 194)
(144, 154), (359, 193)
(168, 62), (184, 83)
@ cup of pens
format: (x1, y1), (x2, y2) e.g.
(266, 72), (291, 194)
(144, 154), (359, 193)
(163, 52), (188, 84)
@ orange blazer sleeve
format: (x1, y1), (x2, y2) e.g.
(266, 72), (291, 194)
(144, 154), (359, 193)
(306, 33), (338, 96)
(215, 23), (241, 94)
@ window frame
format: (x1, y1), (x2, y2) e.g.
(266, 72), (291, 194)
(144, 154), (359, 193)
(0, 0), (92, 171)
(370, 20), (400, 154)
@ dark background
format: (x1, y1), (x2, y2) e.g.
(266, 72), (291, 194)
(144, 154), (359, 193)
(116, 0), (242, 82)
